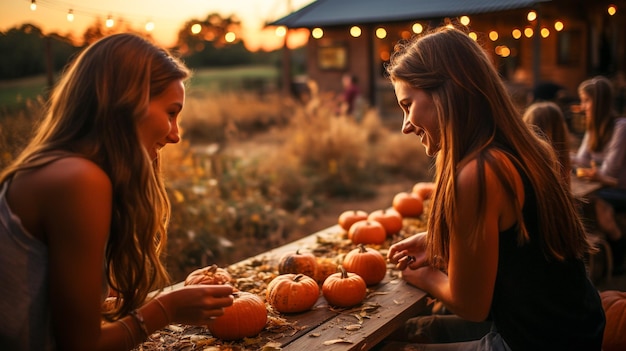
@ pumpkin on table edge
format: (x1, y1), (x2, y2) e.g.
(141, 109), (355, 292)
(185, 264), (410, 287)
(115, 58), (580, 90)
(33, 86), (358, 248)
(348, 219), (387, 245)
(207, 291), (267, 341)
(277, 249), (318, 279)
(266, 273), (320, 313)
(184, 264), (233, 286)
(342, 244), (388, 286)
(338, 209), (369, 232)
(322, 265), (367, 308)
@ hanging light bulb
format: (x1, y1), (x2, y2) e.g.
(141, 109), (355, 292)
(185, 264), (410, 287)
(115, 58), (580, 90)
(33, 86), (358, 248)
(512, 28), (522, 39)
(30, 0), (36, 11)
(105, 15), (114, 28)
(460, 16), (470, 26)
(67, 9), (74, 22)
(311, 27), (323, 39)
(554, 21), (564, 31)
(412, 23), (423, 34)
(350, 26), (361, 38)
(145, 21), (155, 32)
(376, 27), (387, 39)
(275, 26), (287, 37)
(527, 10), (537, 21)
(608, 5), (617, 16)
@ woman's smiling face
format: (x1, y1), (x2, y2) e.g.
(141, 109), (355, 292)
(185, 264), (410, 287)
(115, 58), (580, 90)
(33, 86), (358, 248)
(137, 79), (185, 160)
(393, 80), (440, 156)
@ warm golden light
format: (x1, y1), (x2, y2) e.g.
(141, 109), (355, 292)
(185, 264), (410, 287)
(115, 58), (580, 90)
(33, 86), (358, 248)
(500, 46), (511, 57)
(401, 30), (411, 39)
(105, 16), (114, 28)
(527, 10), (537, 21)
(524, 27), (534, 38)
(30, 0), (36, 11)
(554, 21), (564, 31)
(412, 23), (423, 34)
(225, 32), (236, 43)
(350, 26), (361, 37)
(380, 50), (390, 61)
(311, 27), (323, 39)
(468, 32), (478, 41)
(489, 30), (498, 41)
(190, 23), (202, 34)
(541, 28), (550, 38)
(460, 16), (470, 26)
(67, 9), (74, 22)
(608, 5), (617, 15)
(376, 27), (387, 39)
(275, 26), (287, 37)
(145, 21), (154, 31)
(512, 28), (522, 39)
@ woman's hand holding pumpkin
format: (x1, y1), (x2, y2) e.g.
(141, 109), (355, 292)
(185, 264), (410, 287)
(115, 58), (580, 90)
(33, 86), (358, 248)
(160, 285), (234, 325)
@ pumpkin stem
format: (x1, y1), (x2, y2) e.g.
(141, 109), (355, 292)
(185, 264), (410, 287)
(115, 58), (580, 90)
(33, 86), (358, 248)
(358, 243), (368, 253)
(337, 265), (348, 278)
(294, 273), (305, 282)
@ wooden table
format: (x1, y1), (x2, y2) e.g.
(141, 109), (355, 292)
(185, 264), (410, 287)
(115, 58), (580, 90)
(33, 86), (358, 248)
(157, 224), (430, 351)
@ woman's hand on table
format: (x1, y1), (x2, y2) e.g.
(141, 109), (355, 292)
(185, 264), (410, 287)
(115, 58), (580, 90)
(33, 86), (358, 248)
(160, 285), (234, 325)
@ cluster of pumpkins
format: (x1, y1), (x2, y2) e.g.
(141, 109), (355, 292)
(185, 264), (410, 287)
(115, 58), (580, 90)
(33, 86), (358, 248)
(182, 182), (435, 341)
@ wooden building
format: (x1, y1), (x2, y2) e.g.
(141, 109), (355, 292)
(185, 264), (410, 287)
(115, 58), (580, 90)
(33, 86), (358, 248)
(271, 0), (626, 117)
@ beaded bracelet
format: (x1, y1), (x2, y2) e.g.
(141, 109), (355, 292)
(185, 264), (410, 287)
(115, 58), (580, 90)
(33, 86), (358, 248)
(129, 309), (150, 338)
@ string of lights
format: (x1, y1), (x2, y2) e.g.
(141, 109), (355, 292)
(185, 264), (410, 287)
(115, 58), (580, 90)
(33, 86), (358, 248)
(23, 0), (198, 32)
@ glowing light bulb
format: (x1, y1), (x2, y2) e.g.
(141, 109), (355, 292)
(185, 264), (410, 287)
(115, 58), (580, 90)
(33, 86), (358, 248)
(30, 0), (36, 11)
(191, 24), (202, 34)
(275, 26), (287, 37)
(376, 27), (387, 39)
(145, 21), (155, 32)
(527, 10), (537, 21)
(554, 21), (564, 31)
(350, 26), (361, 38)
(67, 9), (74, 22)
(312, 28), (323, 39)
(105, 16), (114, 28)
(412, 23), (423, 34)
(460, 16), (470, 26)
(512, 29), (522, 39)
(225, 32), (236, 43)
(608, 5), (617, 16)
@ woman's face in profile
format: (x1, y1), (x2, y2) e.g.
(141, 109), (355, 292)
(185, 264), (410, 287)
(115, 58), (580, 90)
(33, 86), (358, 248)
(393, 80), (440, 156)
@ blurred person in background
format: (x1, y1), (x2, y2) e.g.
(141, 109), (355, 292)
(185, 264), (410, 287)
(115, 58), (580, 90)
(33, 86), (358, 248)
(572, 75), (626, 275)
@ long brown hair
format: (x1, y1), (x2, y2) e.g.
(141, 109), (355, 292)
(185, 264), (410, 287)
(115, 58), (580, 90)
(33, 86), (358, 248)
(386, 27), (590, 267)
(523, 101), (572, 186)
(579, 76), (617, 152)
(0, 33), (190, 320)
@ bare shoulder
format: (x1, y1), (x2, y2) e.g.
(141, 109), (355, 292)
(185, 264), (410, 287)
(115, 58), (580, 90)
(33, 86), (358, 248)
(456, 149), (522, 200)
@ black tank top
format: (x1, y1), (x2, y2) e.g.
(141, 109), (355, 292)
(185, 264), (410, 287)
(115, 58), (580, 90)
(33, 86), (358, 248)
(491, 164), (605, 350)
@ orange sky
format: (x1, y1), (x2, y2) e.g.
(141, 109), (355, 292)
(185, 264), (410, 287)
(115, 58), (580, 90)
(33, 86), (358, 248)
(0, 0), (313, 51)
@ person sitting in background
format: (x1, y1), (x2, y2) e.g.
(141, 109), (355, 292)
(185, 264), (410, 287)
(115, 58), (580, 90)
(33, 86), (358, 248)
(337, 73), (360, 117)
(523, 101), (572, 186)
(572, 75), (626, 275)
(0, 33), (233, 351)
(382, 27), (604, 350)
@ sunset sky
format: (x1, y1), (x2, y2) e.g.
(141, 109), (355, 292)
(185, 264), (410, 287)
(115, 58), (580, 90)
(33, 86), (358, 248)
(0, 0), (314, 51)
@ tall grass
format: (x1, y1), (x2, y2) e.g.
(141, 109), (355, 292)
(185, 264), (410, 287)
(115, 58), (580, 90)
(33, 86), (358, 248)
(0, 77), (433, 282)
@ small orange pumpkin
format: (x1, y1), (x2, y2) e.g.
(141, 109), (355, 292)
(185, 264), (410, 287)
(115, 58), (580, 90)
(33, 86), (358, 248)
(392, 191), (424, 218)
(322, 265), (367, 307)
(184, 264), (233, 286)
(600, 290), (626, 351)
(338, 210), (369, 231)
(412, 181), (435, 200)
(348, 220), (386, 245)
(277, 249), (318, 279)
(368, 208), (403, 236)
(266, 273), (320, 313)
(342, 244), (388, 286)
(207, 291), (267, 341)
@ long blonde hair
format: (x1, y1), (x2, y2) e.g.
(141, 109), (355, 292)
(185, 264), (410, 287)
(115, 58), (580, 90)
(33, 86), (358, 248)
(386, 27), (590, 267)
(0, 33), (190, 320)
(523, 101), (572, 186)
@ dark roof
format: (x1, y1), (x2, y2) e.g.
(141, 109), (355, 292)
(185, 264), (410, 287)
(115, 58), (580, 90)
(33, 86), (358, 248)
(271, 0), (550, 28)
